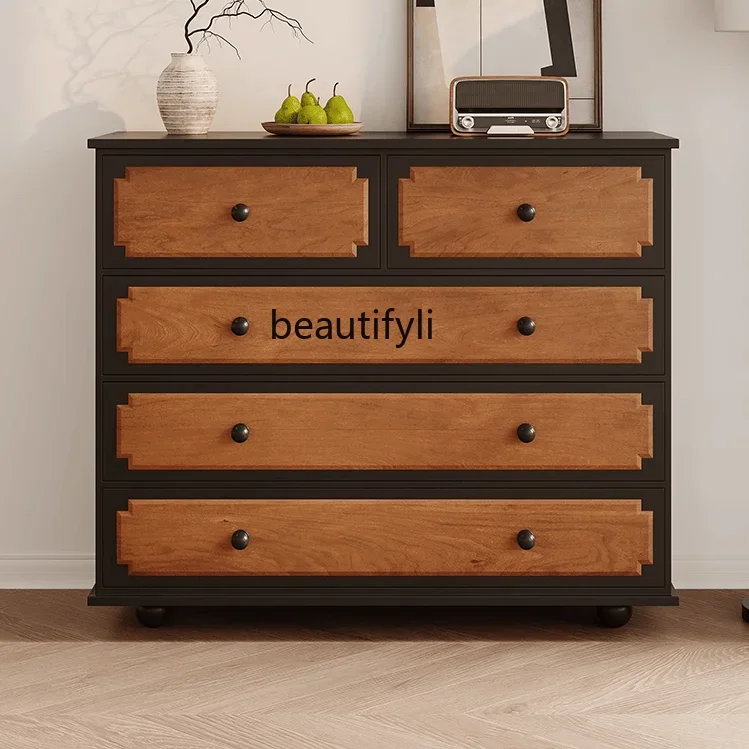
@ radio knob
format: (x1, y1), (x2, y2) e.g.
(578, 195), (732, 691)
(546, 115), (561, 130)
(459, 115), (475, 130)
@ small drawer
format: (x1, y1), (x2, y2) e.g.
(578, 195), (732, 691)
(117, 499), (654, 577)
(98, 158), (381, 275)
(115, 392), (654, 473)
(399, 165), (653, 259)
(115, 285), (653, 367)
(111, 163), (372, 263)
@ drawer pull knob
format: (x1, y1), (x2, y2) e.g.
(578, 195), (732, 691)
(231, 529), (250, 550)
(517, 423), (536, 443)
(231, 423), (251, 443)
(231, 317), (250, 336)
(231, 203), (251, 222)
(517, 530), (536, 550)
(517, 203), (537, 222)
(517, 317), (536, 336)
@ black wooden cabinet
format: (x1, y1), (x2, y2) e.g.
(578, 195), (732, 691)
(89, 132), (678, 628)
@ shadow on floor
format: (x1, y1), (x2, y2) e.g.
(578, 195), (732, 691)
(0, 590), (746, 644)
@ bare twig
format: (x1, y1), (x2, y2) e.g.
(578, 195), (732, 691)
(195, 29), (241, 58)
(184, 0), (312, 57)
(185, 0), (211, 53)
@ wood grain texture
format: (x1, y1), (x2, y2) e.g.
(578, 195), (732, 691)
(116, 499), (653, 577)
(114, 166), (369, 258)
(117, 286), (653, 365)
(117, 393), (653, 471)
(261, 122), (364, 136)
(399, 166), (653, 258)
(0, 591), (747, 749)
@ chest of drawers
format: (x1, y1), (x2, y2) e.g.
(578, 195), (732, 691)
(89, 131), (678, 628)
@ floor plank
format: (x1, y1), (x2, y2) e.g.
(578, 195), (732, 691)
(0, 590), (747, 748)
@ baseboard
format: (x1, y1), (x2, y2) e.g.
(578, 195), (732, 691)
(0, 554), (95, 589)
(0, 554), (746, 590)
(673, 555), (749, 589)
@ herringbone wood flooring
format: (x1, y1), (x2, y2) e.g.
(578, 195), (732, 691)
(0, 591), (747, 748)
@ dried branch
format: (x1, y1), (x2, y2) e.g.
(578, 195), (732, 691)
(184, 0), (312, 57)
(195, 29), (241, 57)
(185, 0), (211, 52)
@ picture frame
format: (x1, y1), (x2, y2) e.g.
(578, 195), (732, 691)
(407, 0), (603, 132)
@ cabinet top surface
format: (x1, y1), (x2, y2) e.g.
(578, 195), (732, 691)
(88, 131), (679, 150)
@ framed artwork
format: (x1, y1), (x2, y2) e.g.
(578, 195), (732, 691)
(408, 0), (602, 131)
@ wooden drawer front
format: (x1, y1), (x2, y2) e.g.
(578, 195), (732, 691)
(117, 393), (653, 471)
(117, 499), (654, 577)
(399, 166), (653, 259)
(114, 166), (368, 258)
(118, 286), (653, 365)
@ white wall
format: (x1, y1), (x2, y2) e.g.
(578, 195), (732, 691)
(0, 0), (747, 588)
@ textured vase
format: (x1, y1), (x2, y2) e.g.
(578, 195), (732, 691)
(157, 53), (218, 135)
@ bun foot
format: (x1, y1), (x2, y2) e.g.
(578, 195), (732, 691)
(596, 605), (633, 629)
(743, 599), (749, 623)
(135, 606), (168, 628)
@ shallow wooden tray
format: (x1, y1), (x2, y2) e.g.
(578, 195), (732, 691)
(261, 122), (364, 137)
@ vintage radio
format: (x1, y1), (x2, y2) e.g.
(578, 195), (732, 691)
(450, 76), (569, 137)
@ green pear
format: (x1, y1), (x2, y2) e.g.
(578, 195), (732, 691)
(297, 97), (328, 125)
(300, 78), (318, 108)
(274, 84), (301, 123)
(324, 82), (355, 124)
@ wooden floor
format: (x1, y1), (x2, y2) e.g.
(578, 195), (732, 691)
(0, 591), (747, 748)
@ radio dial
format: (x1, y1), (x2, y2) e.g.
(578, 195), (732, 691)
(545, 116), (561, 130)
(459, 115), (475, 130)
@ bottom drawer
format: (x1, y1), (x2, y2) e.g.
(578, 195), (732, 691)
(117, 499), (653, 577)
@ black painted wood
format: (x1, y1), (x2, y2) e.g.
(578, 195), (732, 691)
(88, 131), (680, 149)
(101, 380), (667, 485)
(101, 488), (669, 594)
(387, 153), (667, 271)
(101, 275), (667, 378)
(90, 131), (678, 615)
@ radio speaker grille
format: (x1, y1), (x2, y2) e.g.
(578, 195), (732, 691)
(455, 79), (565, 113)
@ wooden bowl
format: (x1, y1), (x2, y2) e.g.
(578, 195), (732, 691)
(261, 122), (364, 137)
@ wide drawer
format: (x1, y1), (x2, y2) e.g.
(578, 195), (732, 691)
(114, 165), (369, 259)
(117, 499), (654, 577)
(116, 392), (653, 472)
(399, 165), (653, 259)
(116, 285), (653, 366)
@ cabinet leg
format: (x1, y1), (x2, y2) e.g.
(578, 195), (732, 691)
(743, 599), (749, 623)
(135, 606), (168, 628)
(596, 605), (633, 629)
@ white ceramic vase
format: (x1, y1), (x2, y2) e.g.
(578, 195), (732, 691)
(157, 53), (218, 135)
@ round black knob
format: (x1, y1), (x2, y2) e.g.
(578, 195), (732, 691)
(517, 203), (536, 222)
(517, 530), (536, 550)
(231, 317), (250, 336)
(231, 529), (250, 550)
(517, 317), (536, 336)
(231, 203), (250, 222)
(517, 423), (536, 444)
(231, 423), (250, 443)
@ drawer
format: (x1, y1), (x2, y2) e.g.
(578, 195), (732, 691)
(101, 156), (380, 270)
(115, 391), (654, 473)
(115, 166), (368, 258)
(389, 156), (668, 271)
(117, 499), (654, 577)
(400, 165), (652, 259)
(115, 285), (654, 367)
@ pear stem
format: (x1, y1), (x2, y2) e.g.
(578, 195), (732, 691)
(333, 82), (339, 97)
(288, 84), (292, 97)
(305, 78), (316, 93)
